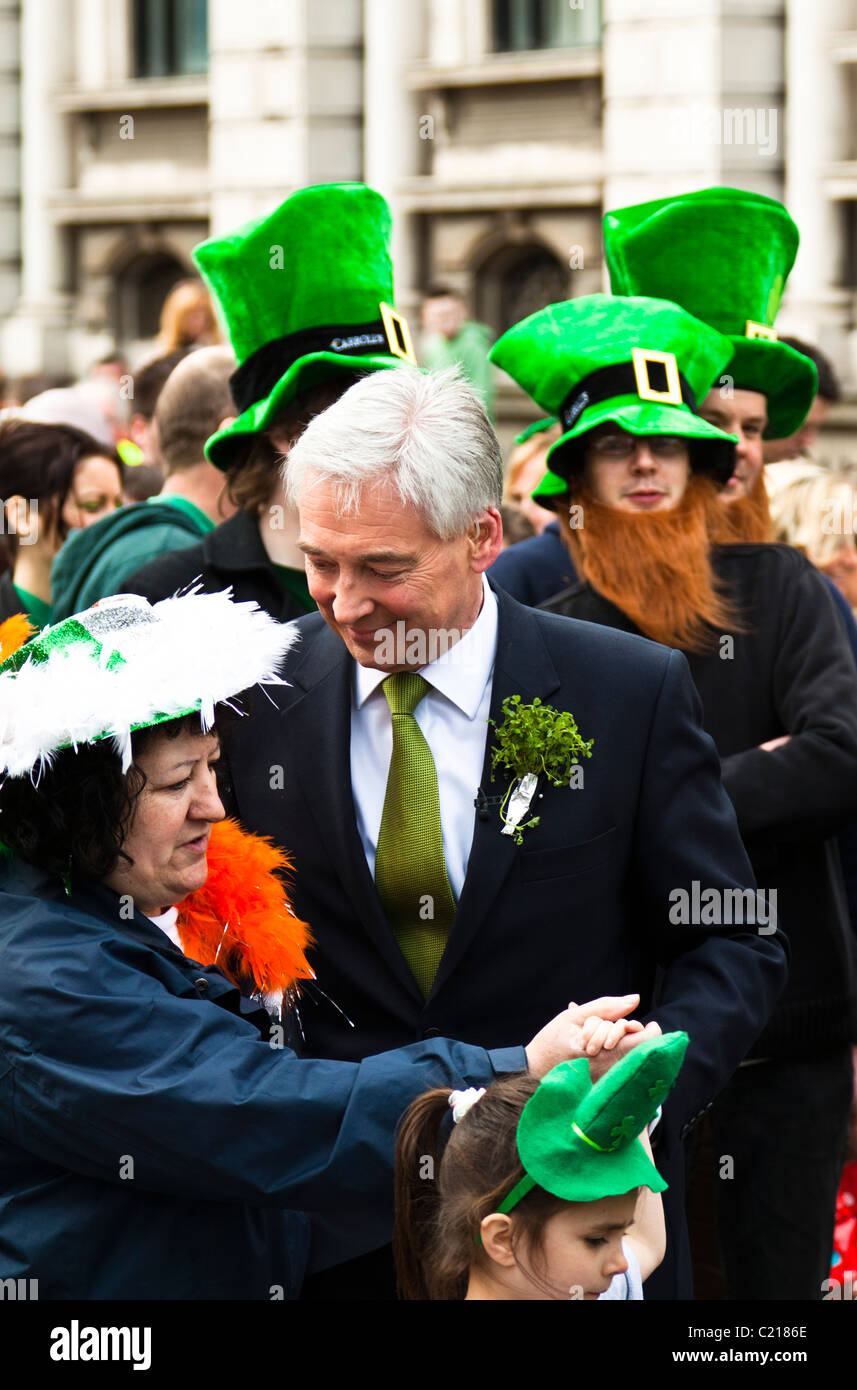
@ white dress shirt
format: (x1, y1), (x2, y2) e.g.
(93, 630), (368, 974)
(350, 574), (499, 899)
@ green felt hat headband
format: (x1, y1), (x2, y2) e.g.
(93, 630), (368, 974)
(193, 182), (416, 470)
(495, 1030), (689, 1211)
(0, 591), (297, 780)
(603, 187), (818, 438)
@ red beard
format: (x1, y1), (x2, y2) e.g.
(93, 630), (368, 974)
(559, 475), (742, 653)
(708, 471), (772, 544)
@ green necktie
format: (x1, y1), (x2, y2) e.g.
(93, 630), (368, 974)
(375, 672), (457, 996)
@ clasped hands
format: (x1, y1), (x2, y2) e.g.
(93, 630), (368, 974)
(525, 994), (661, 1080)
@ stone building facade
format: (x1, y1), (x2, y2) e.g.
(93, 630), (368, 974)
(0, 0), (855, 449)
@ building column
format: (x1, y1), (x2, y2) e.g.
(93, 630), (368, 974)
(782, 0), (852, 381)
(0, 0), (73, 375)
(364, 0), (423, 315)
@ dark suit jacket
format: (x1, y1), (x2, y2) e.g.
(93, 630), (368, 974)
(223, 581), (788, 1298)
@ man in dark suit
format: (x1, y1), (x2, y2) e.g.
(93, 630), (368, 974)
(223, 365), (788, 1299)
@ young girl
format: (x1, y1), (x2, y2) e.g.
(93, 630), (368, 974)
(393, 1027), (687, 1300)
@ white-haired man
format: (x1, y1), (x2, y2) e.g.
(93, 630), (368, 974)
(223, 366), (787, 1300)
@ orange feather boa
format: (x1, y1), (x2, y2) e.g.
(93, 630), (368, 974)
(175, 818), (314, 1000)
(0, 614), (35, 663)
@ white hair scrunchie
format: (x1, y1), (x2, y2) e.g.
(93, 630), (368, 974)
(448, 1087), (486, 1124)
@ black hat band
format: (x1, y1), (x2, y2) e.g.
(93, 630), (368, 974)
(229, 320), (394, 414)
(558, 358), (697, 433)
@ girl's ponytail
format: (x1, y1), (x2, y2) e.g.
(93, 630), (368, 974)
(393, 1087), (453, 1300)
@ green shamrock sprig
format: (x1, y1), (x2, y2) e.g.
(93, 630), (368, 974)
(489, 695), (594, 844)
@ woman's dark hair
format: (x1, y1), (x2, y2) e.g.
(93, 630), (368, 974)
(0, 710), (233, 882)
(393, 1073), (569, 1300)
(0, 418), (123, 570)
(226, 374), (363, 516)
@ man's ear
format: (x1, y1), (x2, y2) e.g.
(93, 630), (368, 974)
(470, 506), (503, 572)
(479, 1213), (517, 1268)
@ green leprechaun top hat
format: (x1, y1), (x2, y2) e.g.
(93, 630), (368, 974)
(496, 1030), (689, 1212)
(194, 182), (416, 470)
(603, 187), (818, 439)
(490, 293), (737, 508)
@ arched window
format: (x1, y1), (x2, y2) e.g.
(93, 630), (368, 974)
(476, 242), (569, 336)
(112, 252), (187, 345)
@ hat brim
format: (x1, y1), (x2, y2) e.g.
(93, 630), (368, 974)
(532, 398), (736, 508)
(536, 1133), (668, 1204)
(514, 416), (559, 446)
(726, 338), (818, 439)
(205, 350), (408, 470)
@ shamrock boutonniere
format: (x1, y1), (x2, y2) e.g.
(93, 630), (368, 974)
(489, 695), (593, 845)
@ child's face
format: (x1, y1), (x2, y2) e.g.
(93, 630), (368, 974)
(519, 1191), (639, 1300)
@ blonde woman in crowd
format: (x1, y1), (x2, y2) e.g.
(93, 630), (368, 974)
(767, 460), (857, 614)
(157, 279), (222, 354)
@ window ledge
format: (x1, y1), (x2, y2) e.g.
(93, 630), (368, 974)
(54, 77), (209, 113)
(396, 175), (602, 211)
(406, 49), (601, 90)
(823, 162), (857, 196)
(50, 188), (210, 223)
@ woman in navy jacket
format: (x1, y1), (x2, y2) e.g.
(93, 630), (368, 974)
(0, 592), (576, 1299)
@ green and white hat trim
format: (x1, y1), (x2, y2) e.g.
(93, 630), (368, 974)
(0, 591), (297, 780)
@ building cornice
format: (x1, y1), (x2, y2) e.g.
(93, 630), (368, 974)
(49, 191), (210, 224)
(54, 78), (209, 112)
(396, 178), (602, 211)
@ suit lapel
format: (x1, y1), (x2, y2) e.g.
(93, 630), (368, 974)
(428, 584), (561, 998)
(285, 624), (425, 1002)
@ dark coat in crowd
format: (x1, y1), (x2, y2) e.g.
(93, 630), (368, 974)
(0, 863), (522, 1299)
(221, 579), (788, 1299)
(489, 519), (576, 605)
(122, 507), (313, 621)
(543, 543), (857, 1057)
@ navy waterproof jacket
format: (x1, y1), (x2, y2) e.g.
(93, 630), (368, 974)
(0, 867), (523, 1299)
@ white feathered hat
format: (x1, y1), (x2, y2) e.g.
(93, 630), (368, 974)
(0, 590), (297, 780)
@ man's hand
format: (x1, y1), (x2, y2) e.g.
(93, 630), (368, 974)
(759, 734), (791, 752)
(525, 994), (643, 1077)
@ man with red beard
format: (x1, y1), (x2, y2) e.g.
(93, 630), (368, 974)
(491, 290), (857, 1301)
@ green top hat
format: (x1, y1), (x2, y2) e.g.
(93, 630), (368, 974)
(490, 293), (737, 508)
(497, 1031), (689, 1212)
(603, 187), (818, 439)
(194, 183), (417, 470)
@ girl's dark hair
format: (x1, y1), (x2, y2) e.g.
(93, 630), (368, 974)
(393, 1073), (568, 1300)
(0, 710), (233, 882)
(0, 417), (123, 570)
(225, 374), (363, 516)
